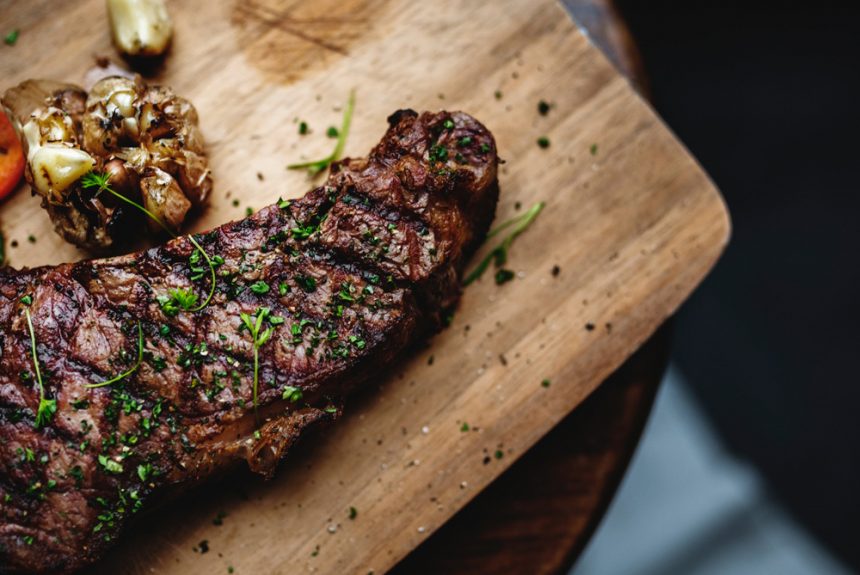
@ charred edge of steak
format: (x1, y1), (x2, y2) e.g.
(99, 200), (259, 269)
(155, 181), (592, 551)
(0, 109), (498, 574)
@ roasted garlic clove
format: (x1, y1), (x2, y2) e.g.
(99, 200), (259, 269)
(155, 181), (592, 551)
(140, 167), (190, 233)
(107, 0), (173, 57)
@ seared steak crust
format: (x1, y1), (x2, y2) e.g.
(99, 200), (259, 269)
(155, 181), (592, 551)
(0, 110), (498, 574)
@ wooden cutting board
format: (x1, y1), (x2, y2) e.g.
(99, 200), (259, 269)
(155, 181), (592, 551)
(0, 1), (729, 573)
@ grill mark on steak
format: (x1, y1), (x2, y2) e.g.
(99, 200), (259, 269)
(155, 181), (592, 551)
(0, 109), (498, 574)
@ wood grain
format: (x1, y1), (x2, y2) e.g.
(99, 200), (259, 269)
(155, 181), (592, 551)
(0, 1), (729, 573)
(392, 3), (665, 572)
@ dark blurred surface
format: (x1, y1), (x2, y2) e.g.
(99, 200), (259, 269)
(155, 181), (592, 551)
(612, 0), (860, 568)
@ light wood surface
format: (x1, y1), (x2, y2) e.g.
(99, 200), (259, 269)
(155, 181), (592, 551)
(393, 3), (665, 572)
(0, 1), (729, 573)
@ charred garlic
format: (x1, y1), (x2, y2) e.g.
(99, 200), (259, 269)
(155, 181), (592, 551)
(107, 0), (173, 57)
(2, 76), (212, 250)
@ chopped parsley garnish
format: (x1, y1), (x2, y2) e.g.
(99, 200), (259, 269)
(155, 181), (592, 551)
(494, 269), (515, 285)
(463, 202), (545, 286)
(81, 171), (217, 312)
(538, 100), (551, 115)
(137, 463), (153, 482)
(541, 379), (551, 388)
(295, 274), (317, 292)
(291, 222), (319, 240)
(430, 144), (448, 163)
(281, 385), (303, 403)
(590, 143), (599, 155)
(288, 90), (356, 176)
(349, 506), (358, 520)
(443, 119), (455, 130)
(250, 281), (270, 295)
(278, 281), (289, 296)
(4, 29), (19, 46)
(457, 136), (472, 147)
(460, 422), (470, 432)
(299, 121), (309, 135)
(326, 126), (339, 138)
(86, 322), (143, 388)
(98, 454), (123, 475)
(537, 136), (550, 149)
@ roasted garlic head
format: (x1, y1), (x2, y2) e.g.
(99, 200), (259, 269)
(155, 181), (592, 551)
(2, 76), (211, 251)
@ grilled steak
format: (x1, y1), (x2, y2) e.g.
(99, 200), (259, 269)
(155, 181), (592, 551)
(0, 110), (498, 574)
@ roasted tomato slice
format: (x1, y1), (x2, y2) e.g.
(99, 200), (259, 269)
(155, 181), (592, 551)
(0, 108), (24, 201)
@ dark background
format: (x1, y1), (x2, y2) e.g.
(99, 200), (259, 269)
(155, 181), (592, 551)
(612, 0), (860, 568)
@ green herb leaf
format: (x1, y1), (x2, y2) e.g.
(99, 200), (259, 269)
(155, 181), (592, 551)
(494, 269), (515, 285)
(137, 463), (153, 482)
(4, 29), (20, 46)
(35, 398), (56, 429)
(281, 385), (303, 403)
(98, 454), (123, 475)
(538, 100), (551, 115)
(250, 281), (270, 295)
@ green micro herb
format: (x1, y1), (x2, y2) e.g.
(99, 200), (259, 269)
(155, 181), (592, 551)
(288, 89), (356, 176)
(281, 385), (303, 403)
(98, 454), (123, 475)
(538, 100), (551, 115)
(137, 462), (153, 482)
(494, 269), (515, 285)
(157, 287), (199, 316)
(240, 307), (277, 414)
(4, 29), (19, 46)
(86, 322), (143, 388)
(81, 171), (217, 312)
(463, 202), (545, 286)
(24, 308), (56, 429)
